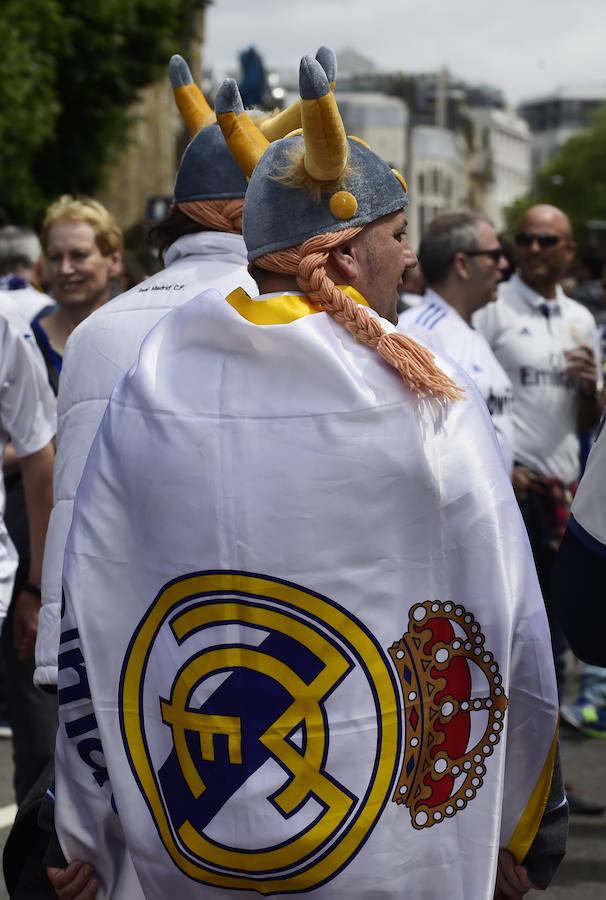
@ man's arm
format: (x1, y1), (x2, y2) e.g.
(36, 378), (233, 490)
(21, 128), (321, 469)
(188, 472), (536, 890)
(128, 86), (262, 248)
(515, 748), (567, 892)
(566, 342), (603, 432)
(0, 313), (55, 643)
(578, 388), (602, 433)
(12, 442), (54, 660)
(3, 442), (19, 478)
(493, 712), (567, 899)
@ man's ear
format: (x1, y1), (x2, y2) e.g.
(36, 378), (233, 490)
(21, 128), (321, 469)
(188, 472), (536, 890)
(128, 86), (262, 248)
(328, 242), (360, 282)
(453, 251), (470, 282)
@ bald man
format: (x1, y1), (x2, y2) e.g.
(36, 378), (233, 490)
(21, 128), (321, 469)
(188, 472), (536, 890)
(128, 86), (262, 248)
(473, 205), (604, 760)
(475, 207), (601, 493)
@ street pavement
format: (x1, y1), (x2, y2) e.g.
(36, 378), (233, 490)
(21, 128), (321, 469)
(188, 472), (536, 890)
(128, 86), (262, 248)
(0, 677), (604, 898)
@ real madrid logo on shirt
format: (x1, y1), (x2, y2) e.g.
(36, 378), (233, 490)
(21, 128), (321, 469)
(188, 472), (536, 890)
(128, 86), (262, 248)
(120, 572), (507, 894)
(120, 571), (402, 894)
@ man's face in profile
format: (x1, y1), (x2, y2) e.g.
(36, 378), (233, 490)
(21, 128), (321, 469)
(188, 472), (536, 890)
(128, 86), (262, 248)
(348, 211), (417, 323)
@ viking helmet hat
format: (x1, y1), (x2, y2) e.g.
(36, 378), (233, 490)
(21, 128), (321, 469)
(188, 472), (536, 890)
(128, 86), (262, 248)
(214, 55), (409, 260)
(170, 49), (338, 205)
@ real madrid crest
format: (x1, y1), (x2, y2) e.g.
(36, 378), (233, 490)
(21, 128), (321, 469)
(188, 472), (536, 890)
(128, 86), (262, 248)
(120, 572), (402, 894)
(120, 573), (507, 894)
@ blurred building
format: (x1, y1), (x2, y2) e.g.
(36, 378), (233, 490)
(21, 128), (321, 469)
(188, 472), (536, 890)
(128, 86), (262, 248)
(466, 107), (531, 230)
(408, 126), (468, 249)
(333, 48), (378, 80)
(390, 71), (505, 131)
(335, 91), (408, 171)
(519, 85), (606, 173)
(401, 72), (530, 238)
(335, 61), (530, 240)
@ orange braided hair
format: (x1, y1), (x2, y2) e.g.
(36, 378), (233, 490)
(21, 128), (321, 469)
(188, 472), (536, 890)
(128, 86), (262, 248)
(178, 199), (244, 234)
(256, 229), (463, 401)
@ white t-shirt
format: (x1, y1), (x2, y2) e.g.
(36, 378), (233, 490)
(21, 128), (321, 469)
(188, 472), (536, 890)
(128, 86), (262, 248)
(0, 286), (55, 323)
(473, 273), (601, 484)
(0, 314), (56, 616)
(399, 289), (514, 471)
(569, 417), (606, 551)
(398, 291), (424, 309)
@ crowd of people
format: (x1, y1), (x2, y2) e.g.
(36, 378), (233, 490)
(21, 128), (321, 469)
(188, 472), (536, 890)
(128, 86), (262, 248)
(0, 47), (603, 900)
(398, 205), (606, 755)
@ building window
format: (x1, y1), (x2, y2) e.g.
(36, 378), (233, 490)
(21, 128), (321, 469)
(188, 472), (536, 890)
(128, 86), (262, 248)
(420, 204), (427, 235)
(418, 172), (425, 193)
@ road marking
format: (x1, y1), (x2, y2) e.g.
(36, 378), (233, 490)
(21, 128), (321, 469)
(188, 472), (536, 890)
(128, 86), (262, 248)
(0, 803), (16, 829)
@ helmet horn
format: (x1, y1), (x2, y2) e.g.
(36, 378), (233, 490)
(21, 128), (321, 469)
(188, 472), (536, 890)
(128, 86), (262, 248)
(299, 56), (348, 183)
(215, 79), (270, 179)
(169, 55), (214, 136)
(259, 46), (338, 141)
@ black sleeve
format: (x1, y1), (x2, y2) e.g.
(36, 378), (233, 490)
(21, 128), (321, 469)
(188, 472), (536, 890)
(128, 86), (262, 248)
(522, 746), (568, 890)
(38, 782), (68, 870)
(552, 527), (606, 667)
(2, 761), (59, 898)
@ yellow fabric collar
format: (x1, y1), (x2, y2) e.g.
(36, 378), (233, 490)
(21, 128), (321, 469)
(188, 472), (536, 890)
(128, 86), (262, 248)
(226, 285), (369, 325)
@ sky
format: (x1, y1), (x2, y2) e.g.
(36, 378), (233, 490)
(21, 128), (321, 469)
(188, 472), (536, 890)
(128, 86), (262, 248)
(203, 0), (606, 106)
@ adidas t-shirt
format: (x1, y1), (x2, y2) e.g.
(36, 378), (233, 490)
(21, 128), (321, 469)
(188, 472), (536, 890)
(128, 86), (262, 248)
(399, 289), (514, 471)
(473, 274), (601, 484)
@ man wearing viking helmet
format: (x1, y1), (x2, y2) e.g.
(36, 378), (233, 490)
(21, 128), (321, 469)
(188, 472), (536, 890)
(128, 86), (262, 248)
(53, 57), (564, 899)
(35, 47), (337, 694)
(31, 48), (336, 898)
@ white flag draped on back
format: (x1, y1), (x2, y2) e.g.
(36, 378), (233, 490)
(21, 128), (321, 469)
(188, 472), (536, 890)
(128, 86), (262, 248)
(56, 287), (558, 900)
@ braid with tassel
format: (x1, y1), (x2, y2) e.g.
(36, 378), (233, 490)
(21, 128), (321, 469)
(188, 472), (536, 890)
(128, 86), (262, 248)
(256, 230), (463, 401)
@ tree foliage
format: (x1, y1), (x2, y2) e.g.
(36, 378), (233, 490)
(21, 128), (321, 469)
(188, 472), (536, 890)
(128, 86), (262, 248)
(504, 106), (606, 247)
(0, 0), (204, 226)
(0, 0), (64, 221)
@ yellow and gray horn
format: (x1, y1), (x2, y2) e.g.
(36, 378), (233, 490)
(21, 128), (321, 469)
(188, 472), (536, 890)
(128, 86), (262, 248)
(299, 55), (348, 182)
(258, 45), (337, 142)
(215, 79), (270, 179)
(169, 54), (215, 135)
(315, 45), (337, 90)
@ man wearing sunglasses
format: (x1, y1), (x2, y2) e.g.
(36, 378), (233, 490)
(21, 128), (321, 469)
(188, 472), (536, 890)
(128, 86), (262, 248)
(399, 212), (514, 471)
(473, 204), (604, 761)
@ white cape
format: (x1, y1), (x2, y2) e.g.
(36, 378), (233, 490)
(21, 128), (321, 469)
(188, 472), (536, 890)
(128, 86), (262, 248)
(56, 288), (558, 900)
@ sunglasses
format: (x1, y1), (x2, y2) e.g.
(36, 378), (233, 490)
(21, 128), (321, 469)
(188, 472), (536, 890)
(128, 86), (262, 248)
(514, 232), (560, 249)
(464, 248), (504, 263)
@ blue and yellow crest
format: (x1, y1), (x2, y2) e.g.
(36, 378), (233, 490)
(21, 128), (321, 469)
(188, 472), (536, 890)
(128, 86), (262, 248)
(120, 571), (402, 894)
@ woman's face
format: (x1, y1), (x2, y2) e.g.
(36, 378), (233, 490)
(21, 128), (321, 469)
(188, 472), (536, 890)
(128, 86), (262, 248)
(45, 220), (121, 309)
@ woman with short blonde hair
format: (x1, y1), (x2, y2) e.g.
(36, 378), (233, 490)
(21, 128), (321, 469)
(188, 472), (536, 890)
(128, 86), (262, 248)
(34, 195), (123, 392)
